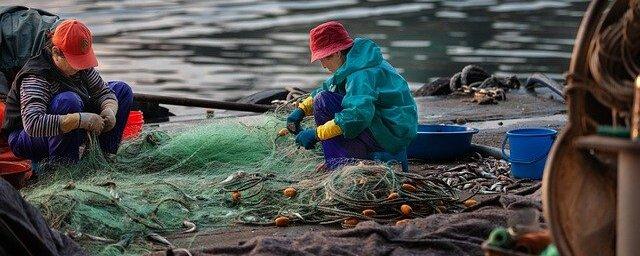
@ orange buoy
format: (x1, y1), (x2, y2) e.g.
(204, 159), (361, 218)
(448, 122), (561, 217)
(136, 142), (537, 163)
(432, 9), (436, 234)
(275, 216), (290, 227)
(344, 217), (359, 227)
(283, 187), (297, 198)
(231, 191), (241, 203)
(401, 183), (417, 192)
(362, 209), (376, 217)
(387, 192), (400, 200)
(400, 204), (412, 216)
(464, 198), (478, 208)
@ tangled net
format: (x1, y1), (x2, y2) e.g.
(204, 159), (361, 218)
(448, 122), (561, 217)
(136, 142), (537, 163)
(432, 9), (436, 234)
(22, 114), (460, 255)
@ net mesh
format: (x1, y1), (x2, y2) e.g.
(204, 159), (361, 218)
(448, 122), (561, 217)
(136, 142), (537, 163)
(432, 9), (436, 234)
(22, 114), (458, 255)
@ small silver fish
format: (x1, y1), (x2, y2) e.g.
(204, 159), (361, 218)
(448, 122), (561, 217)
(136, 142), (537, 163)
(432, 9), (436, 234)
(447, 164), (466, 172)
(85, 233), (115, 243)
(220, 171), (247, 185)
(481, 171), (497, 179)
(292, 212), (304, 220)
(182, 220), (197, 234)
(146, 232), (173, 247)
(479, 189), (498, 195)
(489, 182), (503, 191)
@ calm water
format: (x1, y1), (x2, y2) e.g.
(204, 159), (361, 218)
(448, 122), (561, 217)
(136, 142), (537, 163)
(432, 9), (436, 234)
(4, 0), (588, 104)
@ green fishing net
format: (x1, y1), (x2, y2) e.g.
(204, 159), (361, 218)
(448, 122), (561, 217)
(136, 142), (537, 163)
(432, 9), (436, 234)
(22, 114), (458, 255)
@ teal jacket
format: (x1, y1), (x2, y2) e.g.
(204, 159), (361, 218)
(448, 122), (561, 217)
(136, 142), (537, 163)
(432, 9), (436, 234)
(313, 38), (418, 153)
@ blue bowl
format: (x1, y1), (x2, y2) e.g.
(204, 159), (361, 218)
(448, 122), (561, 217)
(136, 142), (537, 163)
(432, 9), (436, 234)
(407, 124), (479, 160)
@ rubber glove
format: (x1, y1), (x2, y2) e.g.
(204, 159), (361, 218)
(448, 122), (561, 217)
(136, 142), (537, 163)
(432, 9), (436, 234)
(60, 112), (104, 134)
(286, 108), (305, 134)
(100, 99), (118, 133)
(295, 128), (318, 150)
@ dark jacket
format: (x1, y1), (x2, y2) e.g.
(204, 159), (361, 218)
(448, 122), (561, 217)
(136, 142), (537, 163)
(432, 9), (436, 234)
(0, 6), (61, 97)
(2, 49), (96, 137)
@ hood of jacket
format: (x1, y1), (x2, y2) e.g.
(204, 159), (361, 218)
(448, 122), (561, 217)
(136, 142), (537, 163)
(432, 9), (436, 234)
(329, 38), (383, 86)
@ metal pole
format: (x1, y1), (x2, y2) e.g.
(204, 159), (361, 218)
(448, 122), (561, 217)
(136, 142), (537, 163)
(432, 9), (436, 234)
(618, 150), (640, 256)
(133, 93), (274, 113)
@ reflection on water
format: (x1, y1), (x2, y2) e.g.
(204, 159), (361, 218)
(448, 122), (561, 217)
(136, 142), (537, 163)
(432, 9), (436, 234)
(4, 0), (588, 103)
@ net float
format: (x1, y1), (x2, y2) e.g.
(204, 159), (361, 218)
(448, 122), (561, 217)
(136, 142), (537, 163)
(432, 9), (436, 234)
(387, 192), (400, 200)
(401, 183), (417, 192)
(283, 187), (297, 198)
(231, 191), (241, 203)
(275, 216), (290, 227)
(464, 198), (478, 208)
(400, 204), (412, 216)
(362, 209), (376, 217)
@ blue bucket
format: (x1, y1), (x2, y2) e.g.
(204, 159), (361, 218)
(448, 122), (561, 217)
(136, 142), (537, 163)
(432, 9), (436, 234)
(407, 124), (479, 160)
(501, 128), (558, 179)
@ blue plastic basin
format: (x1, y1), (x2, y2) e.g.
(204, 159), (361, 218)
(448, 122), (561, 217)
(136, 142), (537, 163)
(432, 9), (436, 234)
(407, 124), (479, 160)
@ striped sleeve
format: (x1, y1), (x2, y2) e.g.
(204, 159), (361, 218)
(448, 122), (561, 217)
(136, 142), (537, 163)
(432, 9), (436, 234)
(83, 68), (117, 109)
(20, 75), (63, 137)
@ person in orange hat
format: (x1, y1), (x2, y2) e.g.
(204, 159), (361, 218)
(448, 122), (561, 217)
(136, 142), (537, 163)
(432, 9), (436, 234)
(1, 19), (133, 166)
(287, 21), (417, 171)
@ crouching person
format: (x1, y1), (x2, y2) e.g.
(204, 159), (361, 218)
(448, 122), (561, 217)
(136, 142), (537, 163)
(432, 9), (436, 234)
(2, 19), (132, 165)
(288, 21), (417, 170)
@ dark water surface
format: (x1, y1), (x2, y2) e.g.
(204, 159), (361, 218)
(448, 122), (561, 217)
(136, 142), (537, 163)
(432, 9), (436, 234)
(5, 0), (588, 105)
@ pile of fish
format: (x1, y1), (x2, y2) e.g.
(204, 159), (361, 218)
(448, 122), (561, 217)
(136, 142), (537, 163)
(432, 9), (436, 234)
(429, 153), (531, 194)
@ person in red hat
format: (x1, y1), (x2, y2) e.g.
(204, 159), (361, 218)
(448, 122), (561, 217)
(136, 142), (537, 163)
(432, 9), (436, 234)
(287, 21), (417, 170)
(1, 19), (133, 166)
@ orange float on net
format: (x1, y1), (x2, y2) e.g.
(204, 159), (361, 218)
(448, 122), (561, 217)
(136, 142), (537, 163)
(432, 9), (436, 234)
(275, 216), (290, 227)
(343, 217), (359, 227)
(464, 198), (478, 208)
(231, 191), (241, 203)
(401, 183), (417, 192)
(400, 204), (412, 216)
(362, 209), (376, 217)
(283, 187), (297, 198)
(387, 192), (400, 200)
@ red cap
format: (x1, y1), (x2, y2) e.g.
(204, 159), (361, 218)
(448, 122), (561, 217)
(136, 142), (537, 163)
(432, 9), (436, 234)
(309, 21), (353, 63)
(52, 19), (98, 70)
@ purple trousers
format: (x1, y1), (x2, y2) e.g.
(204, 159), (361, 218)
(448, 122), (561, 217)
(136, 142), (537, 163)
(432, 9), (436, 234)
(8, 81), (133, 164)
(313, 91), (382, 169)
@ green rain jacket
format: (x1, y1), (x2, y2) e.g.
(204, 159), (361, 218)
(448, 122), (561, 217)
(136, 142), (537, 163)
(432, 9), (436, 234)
(312, 38), (418, 154)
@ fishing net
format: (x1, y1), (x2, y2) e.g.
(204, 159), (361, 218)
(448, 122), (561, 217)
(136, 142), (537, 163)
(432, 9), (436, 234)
(566, 0), (640, 129)
(20, 112), (462, 255)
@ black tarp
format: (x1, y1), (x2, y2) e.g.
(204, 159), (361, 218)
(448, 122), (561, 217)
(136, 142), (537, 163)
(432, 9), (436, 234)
(0, 178), (86, 256)
(151, 184), (543, 256)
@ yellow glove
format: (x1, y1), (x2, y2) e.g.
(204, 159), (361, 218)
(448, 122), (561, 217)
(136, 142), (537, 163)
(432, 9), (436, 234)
(297, 96), (314, 116)
(316, 120), (342, 140)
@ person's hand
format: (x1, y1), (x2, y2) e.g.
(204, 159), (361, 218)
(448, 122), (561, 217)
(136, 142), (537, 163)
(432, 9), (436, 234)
(295, 128), (318, 150)
(78, 112), (104, 134)
(286, 108), (305, 134)
(100, 108), (116, 133)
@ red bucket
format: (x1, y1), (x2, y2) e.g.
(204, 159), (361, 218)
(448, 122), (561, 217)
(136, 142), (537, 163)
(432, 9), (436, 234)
(0, 102), (33, 189)
(0, 160), (32, 190)
(122, 110), (144, 140)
